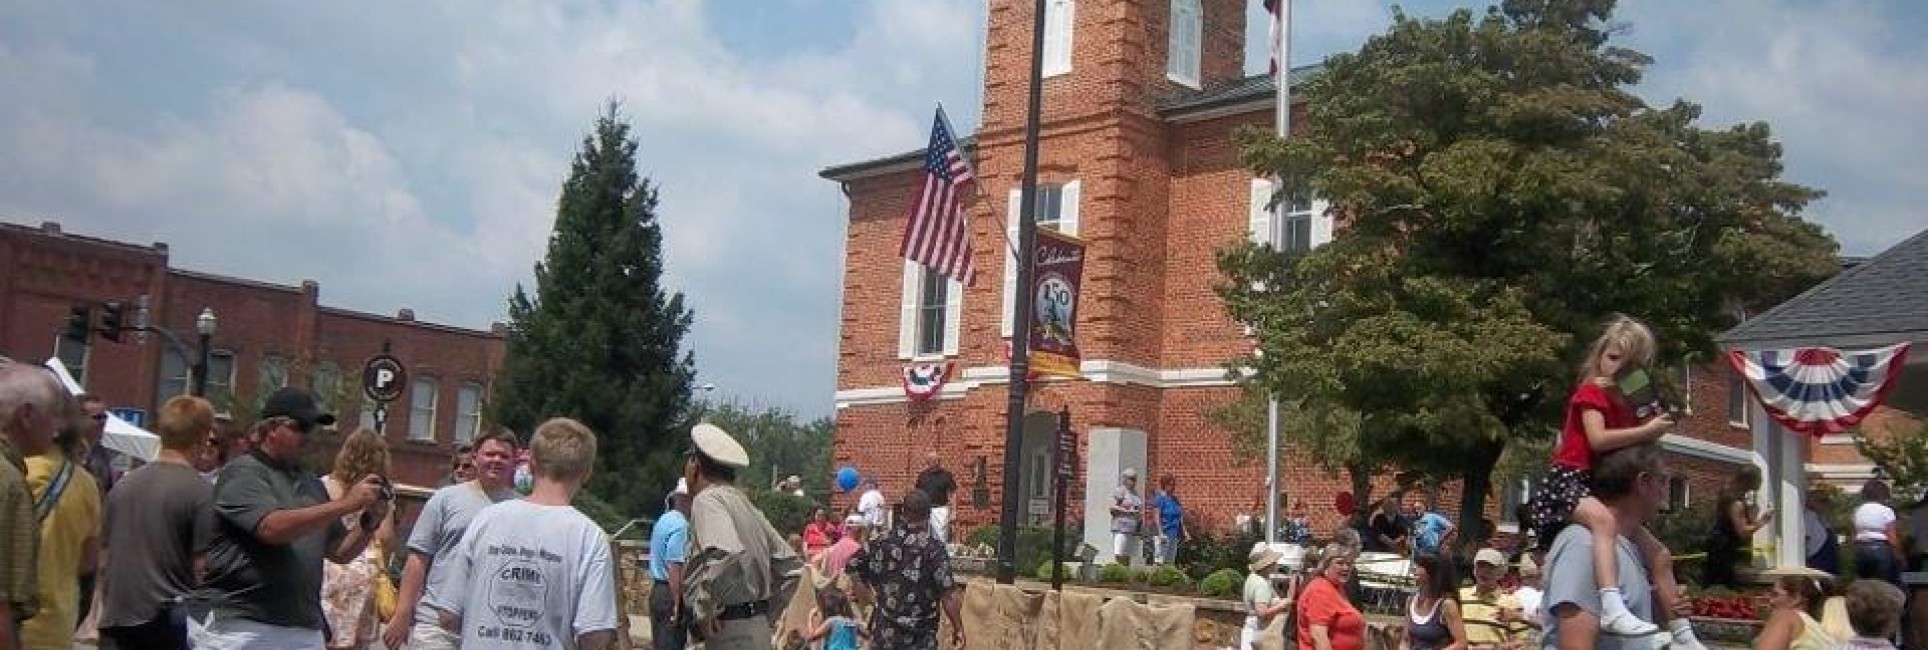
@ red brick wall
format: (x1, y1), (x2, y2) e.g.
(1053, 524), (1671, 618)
(0, 221), (505, 491)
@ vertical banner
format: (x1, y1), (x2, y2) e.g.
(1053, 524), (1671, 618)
(1029, 228), (1085, 378)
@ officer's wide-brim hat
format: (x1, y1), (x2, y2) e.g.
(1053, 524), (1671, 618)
(691, 423), (750, 469)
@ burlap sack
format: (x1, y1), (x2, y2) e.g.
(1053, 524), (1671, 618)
(771, 564), (822, 650)
(1253, 612), (1288, 650)
(1139, 600), (1196, 650)
(1049, 590), (1104, 650)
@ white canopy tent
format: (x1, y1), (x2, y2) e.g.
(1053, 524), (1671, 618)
(42, 357), (160, 462)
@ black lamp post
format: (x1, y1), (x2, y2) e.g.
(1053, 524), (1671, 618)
(193, 308), (217, 397)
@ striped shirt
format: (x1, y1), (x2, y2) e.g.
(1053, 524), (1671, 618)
(0, 438), (37, 622)
(1458, 585), (1524, 645)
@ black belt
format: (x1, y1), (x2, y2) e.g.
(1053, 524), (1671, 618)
(653, 580), (669, 585)
(718, 600), (770, 621)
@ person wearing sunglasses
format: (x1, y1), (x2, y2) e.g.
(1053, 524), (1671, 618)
(192, 388), (391, 649)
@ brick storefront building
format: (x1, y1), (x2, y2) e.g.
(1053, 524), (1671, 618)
(824, 0), (1878, 543)
(0, 220), (506, 492)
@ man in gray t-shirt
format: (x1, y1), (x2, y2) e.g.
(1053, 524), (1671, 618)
(1541, 442), (1683, 650)
(384, 429), (520, 650)
(1541, 525), (1655, 649)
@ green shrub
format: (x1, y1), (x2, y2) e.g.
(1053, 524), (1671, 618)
(1198, 568), (1243, 599)
(1179, 528), (1264, 582)
(1098, 563), (1132, 584)
(1035, 560), (1071, 583)
(962, 525), (1085, 572)
(1147, 565), (1190, 588)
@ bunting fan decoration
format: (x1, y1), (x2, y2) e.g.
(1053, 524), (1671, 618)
(902, 362), (954, 402)
(1728, 343), (1911, 437)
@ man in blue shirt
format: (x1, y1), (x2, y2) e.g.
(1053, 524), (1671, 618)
(649, 478), (692, 650)
(1412, 505), (1455, 557)
(1151, 474), (1186, 565)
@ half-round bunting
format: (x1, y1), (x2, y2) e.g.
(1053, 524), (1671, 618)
(902, 362), (954, 402)
(1728, 343), (1911, 437)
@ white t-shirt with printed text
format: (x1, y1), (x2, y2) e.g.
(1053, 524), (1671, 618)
(427, 499), (618, 649)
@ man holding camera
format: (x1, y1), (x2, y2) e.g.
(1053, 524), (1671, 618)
(192, 388), (391, 649)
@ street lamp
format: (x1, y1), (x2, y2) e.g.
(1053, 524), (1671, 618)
(193, 308), (217, 397)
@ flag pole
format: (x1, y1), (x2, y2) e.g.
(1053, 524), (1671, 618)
(995, 0), (1048, 585)
(1264, 0), (1291, 547)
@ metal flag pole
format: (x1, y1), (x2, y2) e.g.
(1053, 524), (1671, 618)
(996, 0), (1049, 584)
(1264, 0), (1292, 547)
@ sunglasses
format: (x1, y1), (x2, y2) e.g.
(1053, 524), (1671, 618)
(91, 413), (109, 423)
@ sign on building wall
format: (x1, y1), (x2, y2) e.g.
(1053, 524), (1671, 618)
(1029, 229), (1085, 378)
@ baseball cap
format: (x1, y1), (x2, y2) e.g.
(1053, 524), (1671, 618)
(843, 514), (867, 527)
(1475, 549), (1507, 566)
(260, 387), (336, 429)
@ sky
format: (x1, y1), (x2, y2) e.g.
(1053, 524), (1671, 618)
(2, 0), (1923, 418)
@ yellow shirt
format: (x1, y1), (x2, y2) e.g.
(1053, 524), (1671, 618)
(22, 452), (100, 650)
(1458, 585), (1524, 645)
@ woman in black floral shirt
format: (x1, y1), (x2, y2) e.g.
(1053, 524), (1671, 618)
(846, 489), (965, 650)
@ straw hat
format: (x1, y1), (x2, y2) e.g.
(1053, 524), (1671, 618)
(1249, 548), (1283, 573)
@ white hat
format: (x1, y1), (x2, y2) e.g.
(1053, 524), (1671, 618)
(843, 514), (868, 527)
(691, 423), (750, 469)
(1475, 549), (1507, 566)
(1122, 468), (1138, 479)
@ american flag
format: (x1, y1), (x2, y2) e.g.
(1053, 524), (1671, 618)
(899, 107), (976, 283)
(1263, 0), (1283, 75)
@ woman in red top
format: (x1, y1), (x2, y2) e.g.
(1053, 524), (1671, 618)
(1298, 542), (1366, 650)
(801, 506), (836, 558)
(1524, 315), (1703, 646)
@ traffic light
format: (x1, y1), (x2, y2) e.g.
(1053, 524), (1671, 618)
(63, 305), (92, 344)
(99, 301), (124, 342)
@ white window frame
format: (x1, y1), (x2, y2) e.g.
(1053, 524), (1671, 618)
(898, 262), (963, 361)
(1166, 0), (1202, 87)
(53, 336), (89, 387)
(1667, 475), (1692, 512)
(257, 354), (289, 398)
(1499, 477), (1537, 527)
(1042, 0), (1075, 77)
(408, 377), (439, 441)
(310, 363), (342, 412)
(1249, 177), (1331, 253)
(1002, 181), (1081, 337)
(1726, 367), (1749, 428)
(455, 382), (484, 444)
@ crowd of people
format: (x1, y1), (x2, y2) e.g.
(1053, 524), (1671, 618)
(0, 362), (877, 650)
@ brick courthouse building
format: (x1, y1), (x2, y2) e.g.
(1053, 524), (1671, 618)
(825, 0), (1872, 539)
(0, 220), (505, 492)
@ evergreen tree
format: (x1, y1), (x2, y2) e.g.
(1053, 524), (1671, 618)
(1220, 0), (1837, 553)
(491, 103), (697, 518)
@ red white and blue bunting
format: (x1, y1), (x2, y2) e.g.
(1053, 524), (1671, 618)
(1728, 343), (1911, 437)
(902, 362), (954, 402)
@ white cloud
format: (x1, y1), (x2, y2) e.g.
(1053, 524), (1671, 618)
(1619, 0), (1928, 254)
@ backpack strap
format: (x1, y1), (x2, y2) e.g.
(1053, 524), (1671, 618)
(35, 458), (75, 523)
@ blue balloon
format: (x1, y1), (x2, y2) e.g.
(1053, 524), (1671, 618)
(836, 466), (861, 493)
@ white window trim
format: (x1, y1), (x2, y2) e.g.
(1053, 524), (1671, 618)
(53, 335), (90, 387)
(409, 378), (439, 441)
(455, 382), (484, 444)
(898, 262), (963, 361)
(1726, 369), (1750, 429)
(1668, 475), (1692, 510)
(1042, 0), (1075, 77)
(1003, 181), (1080, 337)
(1166, 0), (1202, 88)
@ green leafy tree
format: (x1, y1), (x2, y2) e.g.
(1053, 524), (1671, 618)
(489, 103), (698, 519)
(1856, 419), (1928, 502)
(1220, 0), (1836, 554)
(693, 401), (836, 501)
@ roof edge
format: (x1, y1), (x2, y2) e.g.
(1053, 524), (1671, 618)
(1718, 229), (1928, 345)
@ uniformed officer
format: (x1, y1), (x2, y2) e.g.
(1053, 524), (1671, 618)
(681, 423), (802, 650)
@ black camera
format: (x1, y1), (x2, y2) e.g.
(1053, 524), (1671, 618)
(376, 475), (395, 502)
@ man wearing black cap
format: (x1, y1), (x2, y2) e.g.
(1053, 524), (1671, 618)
(191, 387), (391, 649)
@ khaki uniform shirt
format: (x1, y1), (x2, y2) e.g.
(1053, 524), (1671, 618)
(0, 437), (36, 623)
(682, 484), (801, 630)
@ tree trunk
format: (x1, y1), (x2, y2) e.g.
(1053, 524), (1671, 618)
(1348, 461), (1375, 523)
(1453, 440), (1507, 560)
